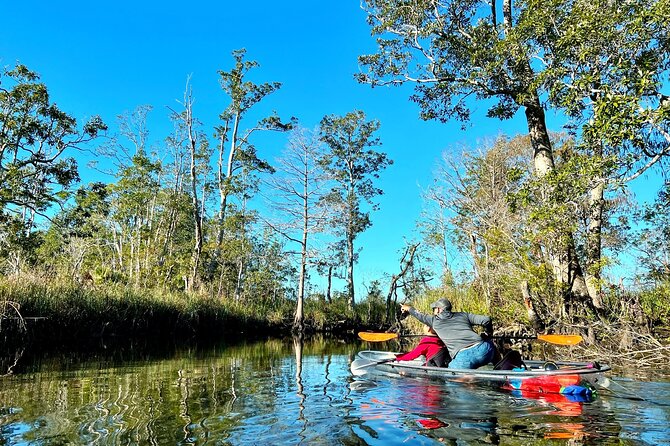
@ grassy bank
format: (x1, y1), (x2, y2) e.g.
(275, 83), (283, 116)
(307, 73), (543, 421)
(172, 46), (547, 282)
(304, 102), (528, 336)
(1, 278), (282, 348)
(0, 277), (388, 350)
(4, 275), (668, 370)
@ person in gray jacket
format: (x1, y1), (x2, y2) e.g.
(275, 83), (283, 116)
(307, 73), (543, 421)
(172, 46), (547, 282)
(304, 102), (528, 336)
(401, 298), (495, 369)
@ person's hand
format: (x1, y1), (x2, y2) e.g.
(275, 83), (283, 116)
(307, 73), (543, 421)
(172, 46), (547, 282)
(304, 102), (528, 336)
(401, 304), (412, 313)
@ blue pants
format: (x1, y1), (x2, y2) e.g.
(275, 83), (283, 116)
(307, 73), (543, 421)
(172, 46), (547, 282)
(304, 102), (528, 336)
(448, 340), (495, 369)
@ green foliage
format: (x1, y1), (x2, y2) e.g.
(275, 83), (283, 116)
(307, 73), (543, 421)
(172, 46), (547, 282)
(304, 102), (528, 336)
(0, 63), (106, 242)
(358, 0), (547, 122)
(59, 182), (112, 238)
(536, 0), (670, 154)
(319, 111), (391, 214)
(634, 183), (670, 283)
(304, 293), (350, 330)
(361, 279), (386, 326)
(638, 281), (670, 325)
(215, 48), (294, 213)
(318, 110), (393, 306)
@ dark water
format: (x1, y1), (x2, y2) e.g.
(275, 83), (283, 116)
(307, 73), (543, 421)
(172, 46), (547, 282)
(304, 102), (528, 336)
(1, 338), (669, 445)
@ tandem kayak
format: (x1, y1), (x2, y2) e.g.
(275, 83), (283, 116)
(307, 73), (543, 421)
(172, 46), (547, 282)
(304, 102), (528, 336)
(351, 350), (611, 395)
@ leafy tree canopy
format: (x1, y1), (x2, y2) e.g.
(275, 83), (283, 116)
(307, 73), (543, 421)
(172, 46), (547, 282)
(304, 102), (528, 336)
(0, 64), (107, 231)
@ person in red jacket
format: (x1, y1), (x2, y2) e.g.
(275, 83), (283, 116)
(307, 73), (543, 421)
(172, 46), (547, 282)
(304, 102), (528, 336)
(395, 325), (451, 367)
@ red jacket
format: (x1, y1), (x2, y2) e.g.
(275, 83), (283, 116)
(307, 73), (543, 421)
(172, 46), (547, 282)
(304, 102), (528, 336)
(395, 336), (445, 362)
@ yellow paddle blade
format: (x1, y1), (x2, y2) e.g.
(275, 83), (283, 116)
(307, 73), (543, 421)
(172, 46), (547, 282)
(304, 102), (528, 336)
(358, 332), (399, 342)
(537, 334), (583, 345)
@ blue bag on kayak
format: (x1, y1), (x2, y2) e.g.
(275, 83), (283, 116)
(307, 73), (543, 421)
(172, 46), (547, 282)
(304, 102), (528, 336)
(560, 385), (593, 402)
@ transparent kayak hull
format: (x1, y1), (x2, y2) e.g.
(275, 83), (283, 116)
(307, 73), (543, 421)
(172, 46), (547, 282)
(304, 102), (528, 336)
(351, 350), (611, 392)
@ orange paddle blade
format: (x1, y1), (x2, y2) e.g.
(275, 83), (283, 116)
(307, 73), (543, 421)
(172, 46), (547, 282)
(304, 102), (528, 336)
(358, 332), (399, 342)
(537, 334), (583, 345)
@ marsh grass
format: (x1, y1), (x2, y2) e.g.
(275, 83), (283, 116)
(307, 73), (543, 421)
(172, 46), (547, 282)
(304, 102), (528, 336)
(0, 276), (295, 347)
(0, 276), (392, 348)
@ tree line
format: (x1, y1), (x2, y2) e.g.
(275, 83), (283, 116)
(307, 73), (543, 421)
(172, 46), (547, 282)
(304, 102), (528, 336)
(0, 51), (391, 334)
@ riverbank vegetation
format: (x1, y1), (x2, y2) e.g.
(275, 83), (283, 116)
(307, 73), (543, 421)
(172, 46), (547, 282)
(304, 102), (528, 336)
(0, 275), (388, 350)
(2, 0), (670, 365)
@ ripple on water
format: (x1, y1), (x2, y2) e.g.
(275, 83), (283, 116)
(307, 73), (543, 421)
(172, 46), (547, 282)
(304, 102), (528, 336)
(2, 343), (670, 445)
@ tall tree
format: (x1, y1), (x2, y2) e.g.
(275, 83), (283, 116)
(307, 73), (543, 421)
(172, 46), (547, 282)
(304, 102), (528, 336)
(103, 106), (162, 287)
(318, 110), (392, 310)
(532, 0), (670, 303)
(169, 81), (211, 291)
(0, 64), (106, 243)
(357, 0), (669, 316)
(357, 0), (580, 308)
(429, 137), (533, 310)
(263, 127), (330, 332)
(214, 49), (294, 248)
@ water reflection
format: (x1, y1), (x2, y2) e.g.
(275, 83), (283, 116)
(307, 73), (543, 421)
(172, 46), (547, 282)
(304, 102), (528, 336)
(348, 373), (670, 445)
(294, 335), (307, 442)
(0, 339), (669, 445)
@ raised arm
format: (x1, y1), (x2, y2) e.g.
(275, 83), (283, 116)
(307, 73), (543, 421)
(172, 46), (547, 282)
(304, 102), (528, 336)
(401, 304), (434, 327)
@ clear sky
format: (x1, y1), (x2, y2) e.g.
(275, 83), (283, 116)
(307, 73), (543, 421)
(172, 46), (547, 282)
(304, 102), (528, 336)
(3, 1), (648, 294)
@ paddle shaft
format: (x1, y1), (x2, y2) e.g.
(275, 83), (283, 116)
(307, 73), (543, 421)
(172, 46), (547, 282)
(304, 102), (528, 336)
(358, 331), (583, 345)
(364, 334), (554, 340)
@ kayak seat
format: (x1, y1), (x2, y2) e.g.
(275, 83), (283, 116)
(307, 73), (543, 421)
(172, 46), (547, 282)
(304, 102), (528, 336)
(493, 350), (526, 370)
(426, 346), (451, 368)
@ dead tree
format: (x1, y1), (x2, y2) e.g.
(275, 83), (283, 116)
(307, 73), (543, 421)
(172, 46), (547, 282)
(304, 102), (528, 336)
(385, 242), (420, 324)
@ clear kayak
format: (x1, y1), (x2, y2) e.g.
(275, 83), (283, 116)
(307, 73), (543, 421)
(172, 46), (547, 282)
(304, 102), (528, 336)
(351, 350), (611, 395)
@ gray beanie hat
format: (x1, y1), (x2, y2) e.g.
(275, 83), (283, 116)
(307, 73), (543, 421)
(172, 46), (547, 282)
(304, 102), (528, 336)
(430, 298), (452, 311)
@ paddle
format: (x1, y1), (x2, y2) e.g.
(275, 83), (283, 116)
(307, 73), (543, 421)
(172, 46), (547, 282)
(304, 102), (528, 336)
(358, 331), (583, 346)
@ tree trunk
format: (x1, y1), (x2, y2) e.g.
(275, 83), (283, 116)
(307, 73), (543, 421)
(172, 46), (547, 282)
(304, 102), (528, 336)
(293, 188), (309, 332)
(218, 113), (240, 247)
(524, 98), (555, 177)
(130, 228), (137, 284)
(235, 259), (244, 300)
(186, 92), (202, 292)
(524, 96), (591, 311)
(520, 280), (544, 331)
(294, 256), (305, 331)
(326, 265), (333, 303)
(502, 0), (512, 32)
(346, 232), (355, 310)
(112, 225), (123, 272)
(585, 182), (605, 310)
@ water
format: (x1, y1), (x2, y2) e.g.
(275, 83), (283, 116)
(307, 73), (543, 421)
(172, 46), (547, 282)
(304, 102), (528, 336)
(1, 338), (669, 445)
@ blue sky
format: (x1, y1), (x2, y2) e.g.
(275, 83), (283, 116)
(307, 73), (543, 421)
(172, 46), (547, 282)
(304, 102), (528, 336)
(2, 1), (652, 294)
